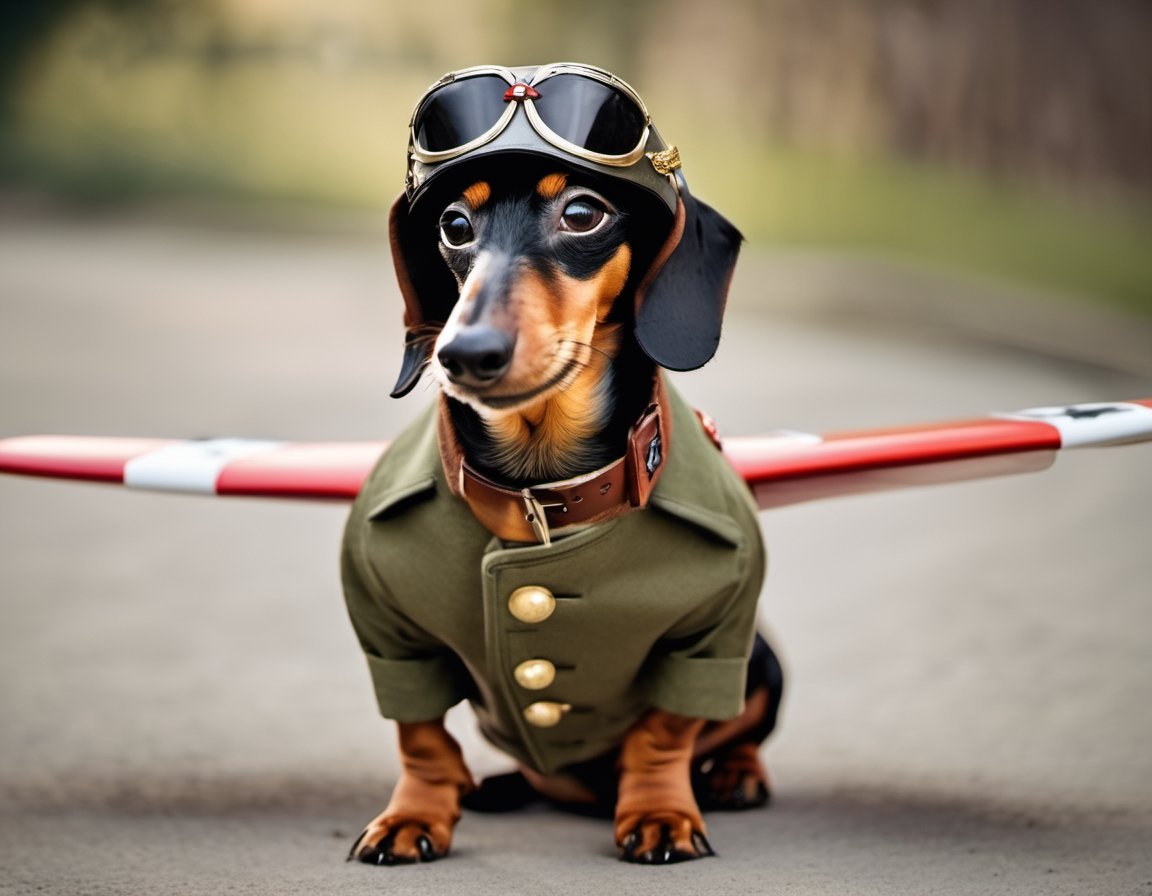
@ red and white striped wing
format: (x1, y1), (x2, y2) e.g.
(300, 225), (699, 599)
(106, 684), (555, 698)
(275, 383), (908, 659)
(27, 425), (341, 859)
(1, 399), (1149, 510)
(727, 399), (1152, 508)
(0, 436), (386, 500)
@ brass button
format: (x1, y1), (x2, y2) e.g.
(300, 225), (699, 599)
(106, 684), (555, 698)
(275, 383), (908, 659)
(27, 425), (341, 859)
(514, 658), (557, 690)
(522, 701), (570, 728)
(507, 586), (556, 623)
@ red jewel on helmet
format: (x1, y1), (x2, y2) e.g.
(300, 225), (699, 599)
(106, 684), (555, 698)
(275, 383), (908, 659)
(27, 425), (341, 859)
(503, 83), (541, 103)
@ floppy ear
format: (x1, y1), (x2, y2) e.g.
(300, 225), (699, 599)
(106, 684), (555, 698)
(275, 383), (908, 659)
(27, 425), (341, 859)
(633, 189), (743, 371)
(387, 193), (460, 398)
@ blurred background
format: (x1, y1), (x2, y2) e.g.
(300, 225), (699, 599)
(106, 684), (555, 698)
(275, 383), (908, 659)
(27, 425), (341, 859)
(2, 0), (1151, 310)
(3, 5), (1152, 893)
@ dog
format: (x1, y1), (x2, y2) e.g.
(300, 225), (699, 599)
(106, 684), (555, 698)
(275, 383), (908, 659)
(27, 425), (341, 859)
(341, 64), (783, 865)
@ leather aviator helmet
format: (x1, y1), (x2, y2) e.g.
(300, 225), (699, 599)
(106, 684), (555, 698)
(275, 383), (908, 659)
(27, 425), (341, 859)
(388, 62), (742, 398)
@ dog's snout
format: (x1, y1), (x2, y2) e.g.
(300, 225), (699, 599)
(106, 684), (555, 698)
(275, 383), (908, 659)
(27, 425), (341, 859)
(438, 327), (516, 387)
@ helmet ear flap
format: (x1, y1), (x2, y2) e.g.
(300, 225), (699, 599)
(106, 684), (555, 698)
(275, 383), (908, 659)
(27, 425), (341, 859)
(387, 193), (458, 398)
(633, 188), (742, 371)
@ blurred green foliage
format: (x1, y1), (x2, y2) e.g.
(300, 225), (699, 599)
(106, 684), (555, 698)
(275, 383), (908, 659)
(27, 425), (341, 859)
(2, 0), (1150, 313)
(695, 145), (1152, 315)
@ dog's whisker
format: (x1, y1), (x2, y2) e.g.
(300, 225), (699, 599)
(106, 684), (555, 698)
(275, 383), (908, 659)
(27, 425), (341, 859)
(570, 340), (615, 364)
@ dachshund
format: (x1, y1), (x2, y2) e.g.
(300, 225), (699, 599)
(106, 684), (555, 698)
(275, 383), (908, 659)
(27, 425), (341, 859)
(342, 65), (783, 866)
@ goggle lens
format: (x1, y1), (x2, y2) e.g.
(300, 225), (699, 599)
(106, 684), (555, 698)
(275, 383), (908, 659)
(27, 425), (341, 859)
(414, 74), (510, 152)
(531, 74), (647, 156)
(412, 70), (648, 158)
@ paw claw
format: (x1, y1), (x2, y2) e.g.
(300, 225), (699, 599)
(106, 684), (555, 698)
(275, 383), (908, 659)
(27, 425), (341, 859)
(372, 830), (408, 866)
(346, 828), (368, 862)
(692, 830), (716, 857)
(350, 823), (443, 866)
(416, 834), (437, 862)
(618, 818), (712, 864)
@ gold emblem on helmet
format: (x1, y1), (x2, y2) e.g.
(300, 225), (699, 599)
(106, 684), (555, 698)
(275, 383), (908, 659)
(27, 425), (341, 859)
(647, 146), (681, 175)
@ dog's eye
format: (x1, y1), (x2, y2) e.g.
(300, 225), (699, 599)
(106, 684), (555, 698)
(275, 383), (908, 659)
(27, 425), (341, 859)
(559, 198), (606, 234)
(439, 212), (475, 248)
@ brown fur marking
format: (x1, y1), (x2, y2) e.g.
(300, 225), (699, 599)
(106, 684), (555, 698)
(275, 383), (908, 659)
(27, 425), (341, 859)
(615, 709), (709, 859)
(462, 181), (491, 209)
(535, 172), (568, 200)
(483, 244), (632, 479)
(351, 720), (475, 863)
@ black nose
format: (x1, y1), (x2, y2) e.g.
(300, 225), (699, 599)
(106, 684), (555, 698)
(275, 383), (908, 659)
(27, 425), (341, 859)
(437, 326), (516, 386)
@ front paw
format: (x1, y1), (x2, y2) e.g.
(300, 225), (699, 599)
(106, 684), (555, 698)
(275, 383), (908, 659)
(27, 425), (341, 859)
(347, 815), (451, 866)
(615, 811), (715, 864)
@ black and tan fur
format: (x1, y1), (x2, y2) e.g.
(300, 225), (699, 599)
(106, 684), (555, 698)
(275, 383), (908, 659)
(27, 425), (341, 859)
(432, 172), (650, 485)
(350, 166), (781, 867)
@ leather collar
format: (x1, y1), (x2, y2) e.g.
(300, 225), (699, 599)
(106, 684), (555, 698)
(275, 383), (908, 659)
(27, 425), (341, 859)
(437, 375), (671, 545)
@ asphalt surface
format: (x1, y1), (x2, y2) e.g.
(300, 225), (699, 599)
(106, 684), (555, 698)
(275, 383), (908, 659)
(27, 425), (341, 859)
(1, 205), (1150, 895)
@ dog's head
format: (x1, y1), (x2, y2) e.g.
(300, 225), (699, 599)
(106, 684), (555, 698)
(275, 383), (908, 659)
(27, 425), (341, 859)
(388, 64), (742, 410)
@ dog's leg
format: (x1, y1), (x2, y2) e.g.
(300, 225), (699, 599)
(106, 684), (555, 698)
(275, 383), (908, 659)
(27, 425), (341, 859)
(696, 739), (771, 809)
(349, 719), (475, 865)
(692, 686), (773, 810)
(692, 633), (784, 810)
(615, 709), (713, 864)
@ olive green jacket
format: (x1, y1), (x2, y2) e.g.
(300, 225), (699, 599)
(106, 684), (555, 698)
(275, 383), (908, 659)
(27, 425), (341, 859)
(341, 380), (766, 774)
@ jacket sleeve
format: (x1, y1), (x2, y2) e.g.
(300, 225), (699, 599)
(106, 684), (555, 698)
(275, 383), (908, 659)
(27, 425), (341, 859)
(341, 519), (470, 723)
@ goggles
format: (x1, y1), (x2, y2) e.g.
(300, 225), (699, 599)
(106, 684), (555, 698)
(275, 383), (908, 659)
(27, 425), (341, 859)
(412, 63), (657, 166)
(406, 63), (682, 206)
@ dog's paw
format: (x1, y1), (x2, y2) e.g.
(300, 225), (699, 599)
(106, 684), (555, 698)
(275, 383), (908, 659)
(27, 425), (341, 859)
(347, 815), (451, 866)
(694, 742), (771, 811)
(615, 811), (715, 864)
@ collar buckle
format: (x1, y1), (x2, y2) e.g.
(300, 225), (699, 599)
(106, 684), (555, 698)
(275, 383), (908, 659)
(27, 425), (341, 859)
(442, 374), (669, 545)
(520, 489), (566, 546)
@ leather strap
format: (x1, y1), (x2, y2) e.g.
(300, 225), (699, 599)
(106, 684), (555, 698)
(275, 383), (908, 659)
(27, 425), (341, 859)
(441, 376), (670, 545)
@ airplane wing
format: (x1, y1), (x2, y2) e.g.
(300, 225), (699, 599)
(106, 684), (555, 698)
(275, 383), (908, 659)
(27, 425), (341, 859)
(1, 400), (1149, 511)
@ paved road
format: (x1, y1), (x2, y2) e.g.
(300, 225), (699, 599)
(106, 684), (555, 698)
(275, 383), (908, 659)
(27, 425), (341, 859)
(1, 207), (1150, 895)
